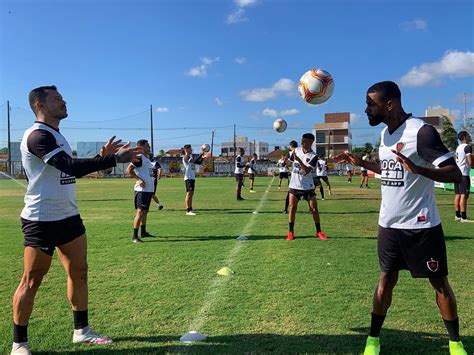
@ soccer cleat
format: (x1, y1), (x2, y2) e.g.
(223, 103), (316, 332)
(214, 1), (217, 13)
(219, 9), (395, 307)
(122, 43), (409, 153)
(186, 211), (196, 216)
(449, 340), (467, 355)
(321, 198), (325, 201)
(249, 189), (257, 193)
(363, 336), (380, 355)
(73, 326), (113, 345)
(11, 342), (31, 355)
(286, 231), (294, 241)
(460, 218), (474, 223)
(158, 204), (164, 210)
(316, 231), (328, 240)
(278, 186), (281, 190)
(141, 232), (155, 238)
(455, 216), (462, 221)
(282, 210), (288, 214)
(132, 237), (144, 243)
(237, 197), (245, 201)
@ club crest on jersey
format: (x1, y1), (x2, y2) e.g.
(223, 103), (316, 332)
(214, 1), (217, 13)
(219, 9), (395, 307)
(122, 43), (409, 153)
(396, 142), (405, 153)
(426, 258), (439, 272)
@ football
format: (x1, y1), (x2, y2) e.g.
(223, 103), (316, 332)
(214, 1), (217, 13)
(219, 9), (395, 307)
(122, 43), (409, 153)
(201, 143), (211, 152)
(273, 118), (287, 133)
(298, 68), (334, 105)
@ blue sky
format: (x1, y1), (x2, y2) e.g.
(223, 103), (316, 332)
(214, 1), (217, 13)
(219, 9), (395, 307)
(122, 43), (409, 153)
(1, 0), (473, 153)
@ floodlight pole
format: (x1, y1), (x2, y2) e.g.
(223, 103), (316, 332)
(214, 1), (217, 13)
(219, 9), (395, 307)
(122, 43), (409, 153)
(7, 100), (11, 175)
(150, 105), (154, 156)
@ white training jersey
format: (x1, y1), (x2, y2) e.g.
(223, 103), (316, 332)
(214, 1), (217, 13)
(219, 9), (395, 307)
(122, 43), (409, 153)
(20, 122), (78, 221)
(132, 154), (155, 192)
(183, 154), (197, 180)
(248, 158), (257, 174)
(288, 147), (318, 190)
(360, 155), (369, 171)
(345, 163), (353, 171)
(277, 159), (288, 173)
(455, 143), (472, 176)
(378, 116), (452, 229)
(316, 159), (328, 177)
(234, 155), (246, 174)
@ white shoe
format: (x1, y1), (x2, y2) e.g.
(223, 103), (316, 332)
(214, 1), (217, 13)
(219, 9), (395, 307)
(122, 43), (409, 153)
(11, 342), (31, 355)
(455, 216), (462, 221)
(72, 326), (112, 345)
(461, 218), (474, 223)
(186, 211), (196, 216)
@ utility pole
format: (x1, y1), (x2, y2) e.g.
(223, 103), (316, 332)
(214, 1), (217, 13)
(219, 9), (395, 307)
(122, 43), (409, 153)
(7, 101), (11, 175)
(211, 130), (215, 172)
(233, 124), (236, 160)
(150, 105), (154, 156)
(253, 139), (256, 157)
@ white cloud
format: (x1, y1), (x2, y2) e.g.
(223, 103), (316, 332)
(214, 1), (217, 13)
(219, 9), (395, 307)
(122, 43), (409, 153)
(400, 50), (474, 87)
(241, 78), (295, 102)
(226, 8), (248, 24)
(262, 108), (278, 117)
(399, 18), (428, 32)
(280, 108), (299, 116)
(350, 113), (360, 125)
(156, 107), (169, 113)
(450, 109), (461, 121)
(234, 57), (247, 64)
(234, 0), (257, 7)
(186, 57), (220, 78)
(214, 97), (224, 106)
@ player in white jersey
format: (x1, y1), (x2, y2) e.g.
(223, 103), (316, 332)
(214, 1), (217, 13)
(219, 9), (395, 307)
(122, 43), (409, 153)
(335, 81), (467, 355)
(182, 144), (206, 215)
(345, 162), (353, 183)
(127, 140), (157, 242)
(248, 153), (258, 193)
(313, 157), (332, 200)
(150, 154), (164, 210)
(453, 131), (473, 222)
(277, 154), (289, 189)
(360, 152), (371, 188)
(286, 133), (328, 241)
(234, 148), (249, 200)
(283, 140), (298, 214)
(11, 86), (142, 355)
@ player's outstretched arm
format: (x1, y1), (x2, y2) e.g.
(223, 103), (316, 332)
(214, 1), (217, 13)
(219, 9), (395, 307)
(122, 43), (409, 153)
(334, 152), (381, 174)
(99, 136), (123, 156)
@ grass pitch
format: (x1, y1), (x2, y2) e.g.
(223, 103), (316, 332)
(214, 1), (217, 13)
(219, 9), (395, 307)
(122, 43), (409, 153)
(0, 176), (472, 354)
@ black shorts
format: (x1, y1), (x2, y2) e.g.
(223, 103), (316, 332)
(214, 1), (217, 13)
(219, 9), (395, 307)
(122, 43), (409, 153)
(279, 172), (289, 179)
(362, 170), (368, 177)
(185, 179), (195, 192)
(454, 176), (470, 196)
(313, 176), (329, 186)
(378, 224), (448, 278)
(22, 214), (86, 256)
(235, 173), (244, 182)
(288, 188), (316, 201)
(249, 173), (255, 180)
(134, 191), (153, 210)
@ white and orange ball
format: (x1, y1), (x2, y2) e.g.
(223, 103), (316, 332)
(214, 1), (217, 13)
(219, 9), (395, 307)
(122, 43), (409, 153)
(298, 68), (334, 105)
(201, 143), (211, 152)
(273, 118), (287, 133)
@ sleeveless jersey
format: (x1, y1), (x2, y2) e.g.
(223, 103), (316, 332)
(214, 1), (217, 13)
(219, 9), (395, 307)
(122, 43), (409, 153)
(183, 154), (197, 180)
(234, 155), (246, 174)
(316, 159), (328, 176)
(132, 155), (155, 192)
(378, 117), (451, 229)
(248, 158), (257, 174)
(289, 147), (318, 190)
(20, 122), (78, 221)
(456, 143), (472, 176)
(277, 159), (288, 173)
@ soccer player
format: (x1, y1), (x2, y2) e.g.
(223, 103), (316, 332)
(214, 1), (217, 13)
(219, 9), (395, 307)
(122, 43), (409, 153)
(454, 131), (473, 223)
(287, 133), (328, 241)
(282, 140), (298, 214)
(234, 147), (249, 200)
(277, 153), (289, 189)
(335, 81), (467, 355)
(248, 153), (258, 193)
(360, 152), (371, 188)
(314, 157), (332, 200)
(346, 162), (353, 183)
(127, 140), (157, 242)
(182, 144), (205, 215)
(12, 86), (142, 355)
(150, 154), (164, 210)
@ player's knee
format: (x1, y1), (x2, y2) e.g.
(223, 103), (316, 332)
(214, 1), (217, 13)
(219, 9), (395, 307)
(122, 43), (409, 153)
(20, 271), (47, 292)
(69, 263), (88, 282)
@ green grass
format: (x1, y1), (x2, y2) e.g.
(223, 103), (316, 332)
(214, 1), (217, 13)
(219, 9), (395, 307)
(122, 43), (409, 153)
(0, 176), (473, 354)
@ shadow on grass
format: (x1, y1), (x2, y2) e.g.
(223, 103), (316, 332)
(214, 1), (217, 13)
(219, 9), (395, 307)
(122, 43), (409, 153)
(78, 198), (130, 202)
(32, 328), (472, 354)
(143, 235), (315, 242)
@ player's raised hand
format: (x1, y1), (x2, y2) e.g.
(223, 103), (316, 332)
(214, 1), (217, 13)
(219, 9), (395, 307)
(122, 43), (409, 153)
(334, 152), (362, 166)
(100, 136), (124, 156)
(392, 150), (419, 174)
(115, 142), (143, 163)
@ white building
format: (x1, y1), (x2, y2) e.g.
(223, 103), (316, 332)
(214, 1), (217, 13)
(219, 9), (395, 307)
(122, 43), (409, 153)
(220, 136), (269, 158)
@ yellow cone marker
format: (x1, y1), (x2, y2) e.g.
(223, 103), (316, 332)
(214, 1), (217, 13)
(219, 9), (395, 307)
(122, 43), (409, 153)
(217, 267), (234, 276)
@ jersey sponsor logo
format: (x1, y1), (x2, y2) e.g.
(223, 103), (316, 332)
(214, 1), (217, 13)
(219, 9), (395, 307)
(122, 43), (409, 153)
(396, 142), (405, 153)
(417, 215), (426, 222)
(426, 258), (439, 272)
(380, 159), (404, 186)
(60, 171), (76, 185)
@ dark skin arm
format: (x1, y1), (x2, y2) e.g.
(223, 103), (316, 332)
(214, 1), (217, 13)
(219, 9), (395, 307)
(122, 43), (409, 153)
(334, 152), (382, 174)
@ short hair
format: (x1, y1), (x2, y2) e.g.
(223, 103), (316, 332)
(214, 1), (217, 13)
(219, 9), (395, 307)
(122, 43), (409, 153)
(367, 81), (401, 102)
(239, 147), (245, 153)
(289, 140), (298, 148)
(183, 144), (191, 149)
(29, 85), (57, 115)
(302, 133), (315, 141)
(137, 139), (149, 146)
(458, 131), (469, 141)
(252, 153), (257, 157)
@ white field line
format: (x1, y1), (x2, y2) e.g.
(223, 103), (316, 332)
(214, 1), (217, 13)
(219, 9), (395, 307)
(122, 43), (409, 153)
(177, 176), (275, 345)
